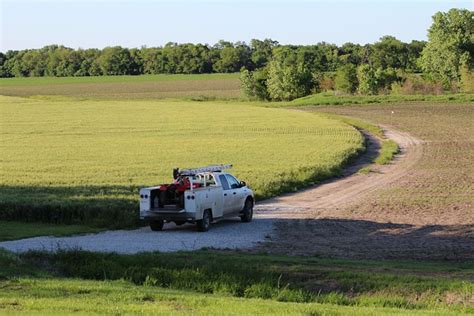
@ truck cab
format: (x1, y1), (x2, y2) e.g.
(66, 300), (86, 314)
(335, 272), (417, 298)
(139, 165), (254, 232)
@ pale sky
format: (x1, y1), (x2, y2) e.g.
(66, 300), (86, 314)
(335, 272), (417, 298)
(1, 0), (472, 51)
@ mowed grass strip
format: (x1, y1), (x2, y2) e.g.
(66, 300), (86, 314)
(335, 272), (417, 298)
(0, 250), (472, 315)
(0, 73), (241, 99)
(0, 96), (363, 227)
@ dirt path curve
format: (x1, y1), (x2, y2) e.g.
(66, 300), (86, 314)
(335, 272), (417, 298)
(255, 126), (424, 219)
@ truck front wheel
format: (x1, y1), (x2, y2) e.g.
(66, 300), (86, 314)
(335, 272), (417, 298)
(240, 199), (253, 223)
(196, 210), (211, 232)
(149, 219), (164, 231)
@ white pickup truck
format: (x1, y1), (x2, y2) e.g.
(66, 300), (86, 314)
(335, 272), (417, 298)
(139, 165), (254, 232)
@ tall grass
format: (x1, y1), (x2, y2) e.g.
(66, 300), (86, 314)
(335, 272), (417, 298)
(375, 140), (399, 165)
(9, 250), (472, 312)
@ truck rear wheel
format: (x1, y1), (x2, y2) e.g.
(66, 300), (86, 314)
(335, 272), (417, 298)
(149, 219), (164, 231)
(196, 210), (211, 232)
(240, 199), (253, 223)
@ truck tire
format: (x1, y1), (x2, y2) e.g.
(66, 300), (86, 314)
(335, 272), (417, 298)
(196, 210), (211, 232)
(149, 219), (164, 231)
(240, 199), (253, 223)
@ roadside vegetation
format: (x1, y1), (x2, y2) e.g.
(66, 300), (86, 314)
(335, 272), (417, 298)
(374, 140), (399, 165)
(0, 249), (472, 315)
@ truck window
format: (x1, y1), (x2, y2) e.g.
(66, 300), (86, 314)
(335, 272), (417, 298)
(225, 174), (240, 189)
(207, 174), (216, 186)
(219, 174), (230, 190)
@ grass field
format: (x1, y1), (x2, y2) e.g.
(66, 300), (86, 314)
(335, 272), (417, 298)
(0, 73), (241, 99)
(0, 249), (472, 315)
(0, 95), (363, 227)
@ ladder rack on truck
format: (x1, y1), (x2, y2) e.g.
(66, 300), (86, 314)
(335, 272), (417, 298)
(175, 164), (232, 177)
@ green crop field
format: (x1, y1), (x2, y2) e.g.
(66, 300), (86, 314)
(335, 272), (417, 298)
(0, 73), (241, 99)
(0, 95), (363, 227)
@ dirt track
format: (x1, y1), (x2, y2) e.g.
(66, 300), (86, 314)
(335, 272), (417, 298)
(256, 127), (423, 218)
(255, 126), (474, 260)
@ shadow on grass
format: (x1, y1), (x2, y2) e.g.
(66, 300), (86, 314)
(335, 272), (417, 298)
(267, 217), (474, 262)
(0, 184), (140, 228)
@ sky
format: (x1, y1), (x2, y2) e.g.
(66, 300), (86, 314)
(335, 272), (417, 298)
(1, 0), (472, 51)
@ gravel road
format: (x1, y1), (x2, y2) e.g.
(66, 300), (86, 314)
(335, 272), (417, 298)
(0, 218), (275, 254)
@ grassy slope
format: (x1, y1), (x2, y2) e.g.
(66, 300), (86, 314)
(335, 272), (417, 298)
(0, 221), (105, 242)
(4, 278), (464, 316)
(0, 249), (472, 315)
(282, 92), (474, 107)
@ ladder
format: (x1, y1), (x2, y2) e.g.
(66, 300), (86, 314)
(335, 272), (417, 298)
(178, 164), (232, 176)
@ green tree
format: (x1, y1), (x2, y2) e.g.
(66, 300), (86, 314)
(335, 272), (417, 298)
(213, 41), (252, 73)
(460, 61), (474, 92)
(250, 39), (278, 69)
(334, 64), (358, 94)
(0, 52), (11, 77)
(97, 46), (132, 75)
(369, 36), (408, 69)
(406, 40), (426, 72)
(240, 68), (270, 100)
(357, 64), (377, 95)
(420, 8), (474, 88)
(266, 47), (313, 101)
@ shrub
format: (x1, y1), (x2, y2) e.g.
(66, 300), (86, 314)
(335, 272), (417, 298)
(460, 63), (474, 93)
(240, 68), (270, 100)
(375, 67), (399, 92)
(391, 73), (443, 95)
(334, 64), (358, 94)
(357, 65), (378, 95)
(316, 72), (336, 92)
(266, 47), (314, 101)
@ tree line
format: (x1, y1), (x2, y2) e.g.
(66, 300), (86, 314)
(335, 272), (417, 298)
(0, 37), (423, 79)
(242, 9), (473, 100)
(1, 9), (472, 100)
